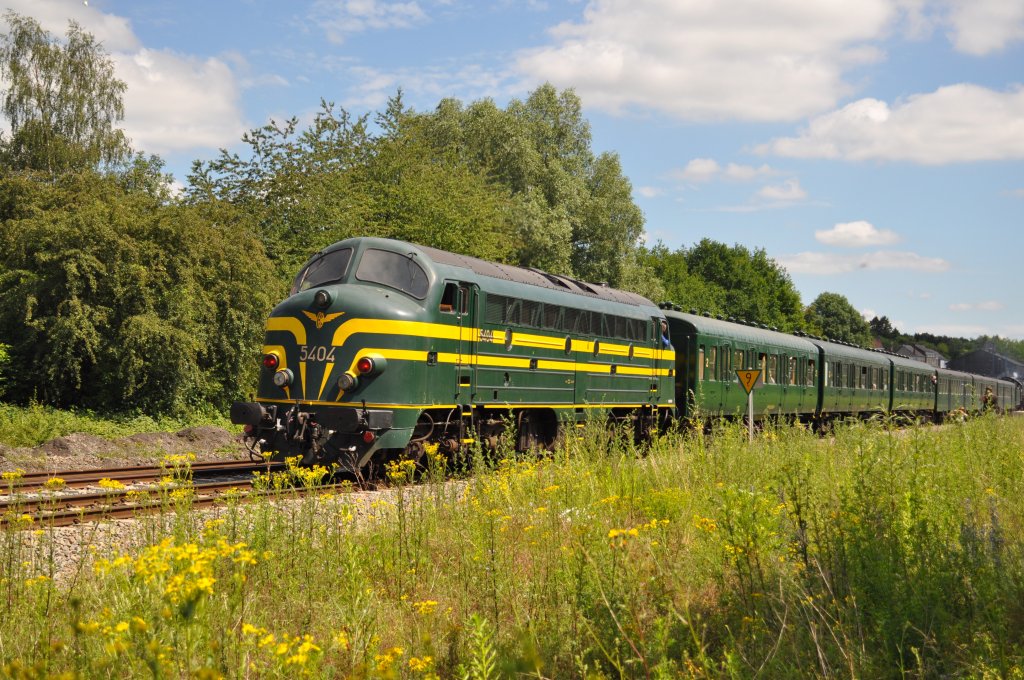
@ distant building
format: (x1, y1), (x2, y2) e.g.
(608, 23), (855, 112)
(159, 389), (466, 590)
(948, 347), (1024, 384)
(897, 343), (947, 368)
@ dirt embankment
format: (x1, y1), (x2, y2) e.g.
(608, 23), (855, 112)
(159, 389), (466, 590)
(0, 426), (249, 473)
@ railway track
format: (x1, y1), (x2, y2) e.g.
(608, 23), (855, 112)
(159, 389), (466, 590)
(2, 459), (280, 493)
(0, 460), (315, 528)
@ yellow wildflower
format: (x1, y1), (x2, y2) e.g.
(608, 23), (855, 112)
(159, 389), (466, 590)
(409, 656), (434, 672)
(43, 477), (66, 491)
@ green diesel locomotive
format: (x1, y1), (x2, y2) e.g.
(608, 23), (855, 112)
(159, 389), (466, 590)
(230, 237), (677, 469)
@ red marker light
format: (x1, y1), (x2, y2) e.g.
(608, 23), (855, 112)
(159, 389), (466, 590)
(362, 430), (376, 444)
(356, 357), (374, 375)
(262, 353), (280, 369)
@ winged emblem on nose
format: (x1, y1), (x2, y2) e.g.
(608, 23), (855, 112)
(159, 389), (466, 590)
(302, 310), (345, 329)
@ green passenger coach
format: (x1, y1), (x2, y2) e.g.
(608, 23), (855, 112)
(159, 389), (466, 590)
(664, 310), (819, 420)
(231, 237), (676, 470)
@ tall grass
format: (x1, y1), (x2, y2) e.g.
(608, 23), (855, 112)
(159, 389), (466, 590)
(0, 402), (234, 448)
(2, 416), (1023, 677)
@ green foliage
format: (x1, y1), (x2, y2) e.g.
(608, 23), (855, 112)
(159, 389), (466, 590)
(642, 239), (805, 330)
(805, 291), (872, 345)
(683, 239), (805, 331)
(186, 102), (376, 278)
(0, 161), (280, 416)
(639, 241), (722, 313)
(0, 11), (131, 175)
(414, 84), (646, 286)
(869, 314), (900, 340)
(0, 343), (8, 395)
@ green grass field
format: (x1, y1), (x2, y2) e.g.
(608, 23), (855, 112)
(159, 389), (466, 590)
(0, 402), (233, 449)
(2, 416), (1023, 678)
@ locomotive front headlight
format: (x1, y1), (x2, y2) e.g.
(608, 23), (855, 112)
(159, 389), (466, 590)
(272, 368), (293, 388)
(314, 289), (332, 309)
(338, 372), (359, 391)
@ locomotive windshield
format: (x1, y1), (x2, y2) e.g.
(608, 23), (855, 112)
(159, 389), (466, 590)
(355, 248), (429, 299)
(290, 247), (353, 295)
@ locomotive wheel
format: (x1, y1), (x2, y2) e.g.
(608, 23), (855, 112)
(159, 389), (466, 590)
(517, 410), (557, 452)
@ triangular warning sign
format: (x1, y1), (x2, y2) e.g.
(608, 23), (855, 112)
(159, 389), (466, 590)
(737, 369), (763, 394)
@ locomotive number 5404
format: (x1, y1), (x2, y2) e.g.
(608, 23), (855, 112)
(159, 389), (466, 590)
(298, 345), (337, 362)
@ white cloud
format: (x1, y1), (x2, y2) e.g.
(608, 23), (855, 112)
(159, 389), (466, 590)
(815, 220), (901, 247)
(949, 301), (1005, 312)
(779, 250), (951, 274)
(861, 308), (877, 320)
(1010, 189), (1024, 198)
(724, 163), (775, 181)
(310, 0), (428, 44)
(945, 0), (1024, 55)
(759, 84), (1024, 164)
(114, 50), (247, 155)
(673, 158), (720, 182)
(757, 179), (807, 201)
(672, 158), (777, 183)
(636, 186), (663, 198)
(514, 0), (894, 122)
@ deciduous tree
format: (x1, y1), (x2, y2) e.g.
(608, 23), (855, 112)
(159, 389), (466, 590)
(805, 292), (872, 346)
(0, 11), (131, 175)
(683, 239), (805, 331)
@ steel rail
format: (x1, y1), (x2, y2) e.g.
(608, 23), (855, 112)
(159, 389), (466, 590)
(2, 460), (281, 492)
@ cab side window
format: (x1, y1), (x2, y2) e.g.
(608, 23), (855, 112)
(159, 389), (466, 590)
(440, 282), (457, 313)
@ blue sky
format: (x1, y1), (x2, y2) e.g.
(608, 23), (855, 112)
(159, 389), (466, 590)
(5, 0), (1023, 341)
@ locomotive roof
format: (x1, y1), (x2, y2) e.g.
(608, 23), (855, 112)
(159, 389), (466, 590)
(416, 245), (654, 307)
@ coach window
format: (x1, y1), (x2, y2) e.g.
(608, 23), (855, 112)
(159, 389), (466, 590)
(789, 357), (798, 385)
(707, 346), (717, 381)
(356, 248), (429, 299)
(734, 349), (744, 375)
(697, 347), (705, 382)
(767, 355), (777, 384)
(807, 359), (816, 386)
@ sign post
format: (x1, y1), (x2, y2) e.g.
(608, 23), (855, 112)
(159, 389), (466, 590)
(736, 369), (763, 443)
